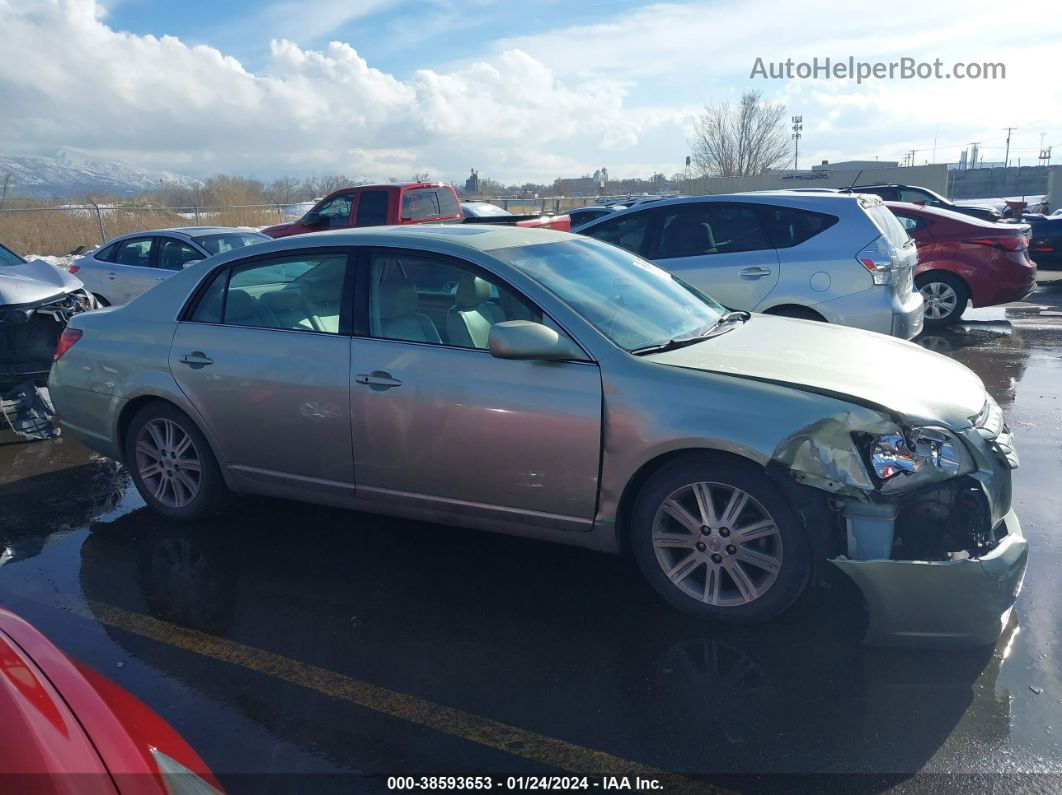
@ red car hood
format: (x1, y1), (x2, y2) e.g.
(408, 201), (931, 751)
(0, 609), (224, 794)
(261, 221), (300, 238)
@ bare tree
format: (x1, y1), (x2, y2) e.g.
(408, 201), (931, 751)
(689, 91), (791, 177)
(412, 171), (431, 182)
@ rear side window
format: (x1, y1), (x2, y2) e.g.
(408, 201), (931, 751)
(401, 189), (442, 221)
(187, 253), (348, 333)
(355, 190), (389, 226)
(760, 205), (839, 248)
(583, 212), (651, 254)
(94, 243), (119, 263)
(892, 212), (932, 233)
(865, 203), (912, 249)
(654, 203), (771, 258)
(435, 188), (461, 218)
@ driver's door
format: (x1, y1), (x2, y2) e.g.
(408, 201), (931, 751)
(348, 249), (602, 532)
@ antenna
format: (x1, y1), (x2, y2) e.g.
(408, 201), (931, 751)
(843, 169), (864, 193)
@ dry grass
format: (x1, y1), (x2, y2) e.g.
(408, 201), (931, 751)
(0, 205), (285, 256)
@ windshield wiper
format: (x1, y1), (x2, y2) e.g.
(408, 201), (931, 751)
(631, 310), (750, 355)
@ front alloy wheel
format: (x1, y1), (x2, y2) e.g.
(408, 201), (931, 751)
(631, 456), (810, 622)
(652, 482), (782, 607)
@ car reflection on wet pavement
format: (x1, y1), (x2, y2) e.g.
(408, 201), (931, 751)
(1, 285), (1061, 792)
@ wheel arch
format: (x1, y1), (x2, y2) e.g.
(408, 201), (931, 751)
(612, 448), (769, 557)
(915, 266), (971, 295)
(115, 391), (229, 473)
(760, 304), (827, 322)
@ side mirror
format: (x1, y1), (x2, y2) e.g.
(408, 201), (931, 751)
(182, 259), (202, 269)
(488, 320), (587, 362)
(301, 210), (323, 226)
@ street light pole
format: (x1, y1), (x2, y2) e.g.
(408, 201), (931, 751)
(791, 116), (803, 170)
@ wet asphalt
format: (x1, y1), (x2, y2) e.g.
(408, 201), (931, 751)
(1, 279), (1061, 793)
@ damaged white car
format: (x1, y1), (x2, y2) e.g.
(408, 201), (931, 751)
(48, 228), (1025, 648)
(1, 242), (96, 386)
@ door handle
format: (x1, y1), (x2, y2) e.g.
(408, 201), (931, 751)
(740, 266), (772, 279)
(178, 351), (214, 367)
(106, 272), (118, 280)
(355, 371), (402, 389)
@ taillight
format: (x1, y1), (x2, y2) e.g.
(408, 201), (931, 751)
(54, 328), (82, 361)
(67, 264), (80, 274)
(856, 236), (894, 285)
(1032, 240), (1053, 251)
(969, 236), (1027, 252)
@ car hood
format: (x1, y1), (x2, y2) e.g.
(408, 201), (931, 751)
(261, 221), (297, 238)
(647, 315), (986, 428)
(0, 259), (83, 306)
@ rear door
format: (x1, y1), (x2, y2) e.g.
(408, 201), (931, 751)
(169, 248), (354, 500)
(103, 236), (160, 304)
(647, 202), (780, 310)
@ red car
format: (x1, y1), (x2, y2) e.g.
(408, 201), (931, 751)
(262, 182), (569, 238)
(0, 608), (224, 795)
(886, 202), (1037, 326)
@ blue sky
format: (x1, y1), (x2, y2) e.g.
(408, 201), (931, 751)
(3, 1), (1060, 183)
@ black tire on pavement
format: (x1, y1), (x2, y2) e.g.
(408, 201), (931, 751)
(916, 272), (969, 326)
(124, 401), (228, 521)
(630, 454), (811, 623)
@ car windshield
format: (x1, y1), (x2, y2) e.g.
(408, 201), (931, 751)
(490, 237), (725, 352)
(195, 232), (270, 255)
(0, 244), (26, 266)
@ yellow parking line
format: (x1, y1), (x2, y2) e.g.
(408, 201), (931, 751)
(81, 599), (726, 794)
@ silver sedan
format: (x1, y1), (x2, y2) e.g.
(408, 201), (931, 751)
(49, 226), (1026, 644)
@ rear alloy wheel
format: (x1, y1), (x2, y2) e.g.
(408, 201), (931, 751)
(916, 273), (968, 326)
(631, 457), (810, 623)
(125, 403), (228, 520)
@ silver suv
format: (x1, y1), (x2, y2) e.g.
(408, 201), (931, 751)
(576, 192), (924, 339)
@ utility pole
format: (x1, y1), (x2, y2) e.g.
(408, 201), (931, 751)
(1003, 127), (1015, 168)
(791, 116), (802, 170)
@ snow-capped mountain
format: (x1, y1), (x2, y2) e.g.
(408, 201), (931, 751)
(0, 149), (202, 198)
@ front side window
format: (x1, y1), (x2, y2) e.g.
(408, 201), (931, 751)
(158, 238), (202, 270)
(369, 252), (540, 349)
(583, 212), (650, 255)
(355, 190), (389, 227)
(112, 237), (154, 268)
(314, 194), (355, 228)
(188, 253), (347, 333)
(492, 237), (725, 352)
(655, 203), (771, 258)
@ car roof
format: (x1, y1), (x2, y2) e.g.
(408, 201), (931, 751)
(247, 224), (574, 253)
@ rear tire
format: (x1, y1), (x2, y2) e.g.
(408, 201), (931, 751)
(630, 455), (811, 623)
(916, 272), (968, 326)
(124, 402), (228, 521)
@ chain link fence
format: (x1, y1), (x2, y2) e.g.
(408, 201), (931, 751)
(0, 196), (627, 257)
(0, 202), (312, 256)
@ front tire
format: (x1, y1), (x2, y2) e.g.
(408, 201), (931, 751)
(916, 272), (968, 326)
(124, 402), (228, 521)
(630, 455), (811, 623)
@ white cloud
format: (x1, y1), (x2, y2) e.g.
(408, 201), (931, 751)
(0, 0), (664, 182)
(1, 0), (1059, 185)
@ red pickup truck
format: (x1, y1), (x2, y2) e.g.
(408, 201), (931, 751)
(262, 182), (569, 238)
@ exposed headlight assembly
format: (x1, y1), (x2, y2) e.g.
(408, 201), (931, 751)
(860, 427), (973, 492)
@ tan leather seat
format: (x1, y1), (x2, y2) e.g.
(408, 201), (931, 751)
(260, 289), (322, 331)
(378, 279), (441, 343)
(446, 274), (504, 349)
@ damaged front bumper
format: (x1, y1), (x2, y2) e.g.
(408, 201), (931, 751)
(0, 288), (96, 387)
(831, 509), (1027, 648)
(774, 394), (1027, 648)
